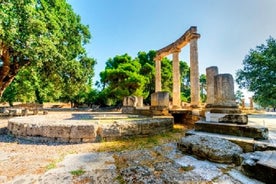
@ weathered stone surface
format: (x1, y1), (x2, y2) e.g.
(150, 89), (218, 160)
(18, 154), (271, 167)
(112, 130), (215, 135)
(218, 114), (248, 124)
(7, 114), (173, 143)
(39, 152), (118, 184)
(195, 121), (269, 140)
(178, 135), (243, 164)
(241, 151), (276, 184)
(186, 129), (276, 153)
(151, 92), (169, 107)
(214, 74), (236, 106)
(206, 66), (219, 105)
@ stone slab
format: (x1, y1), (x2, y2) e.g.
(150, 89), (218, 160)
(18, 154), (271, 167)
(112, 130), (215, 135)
(178, 134), (243, 164)
(242, 151), (276, 184)
(195, 120), (268, 140)
(186, 130), (276, 152)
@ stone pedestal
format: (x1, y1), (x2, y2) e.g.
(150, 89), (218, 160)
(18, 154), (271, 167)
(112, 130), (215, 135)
(205, 72), (243, 124)
(150, 92), (170, 116)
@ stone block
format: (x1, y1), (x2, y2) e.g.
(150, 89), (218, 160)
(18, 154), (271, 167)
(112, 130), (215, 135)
(70, 125), (97, 139)
(195, 121), (269, 140)
(119, 121), (140, 136)
(41, 125), (71, 138)
(178, 135), (243, 164)
(218, 114), (248, 124)
(241, 151), (276, 184)
(151, 92), (169, 107)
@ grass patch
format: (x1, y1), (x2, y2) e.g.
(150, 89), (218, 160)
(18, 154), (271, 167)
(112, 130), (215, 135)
(70, 169), (86, 176)
(45, 152), (75, 171)
(96, 124), (187, 152)
(46, 162), (57, 170)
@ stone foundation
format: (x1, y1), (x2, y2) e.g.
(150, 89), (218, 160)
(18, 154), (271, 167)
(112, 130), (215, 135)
(7, 113), (174, 143)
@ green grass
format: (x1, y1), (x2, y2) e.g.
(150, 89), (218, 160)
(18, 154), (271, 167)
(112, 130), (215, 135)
(96, 124), (187, 152)
(70, 169), (86, 176)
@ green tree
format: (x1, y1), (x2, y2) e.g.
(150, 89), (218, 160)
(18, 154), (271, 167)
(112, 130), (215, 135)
(0, 0), (91, 97)
(137, 50), (155, 104)
(235, 89), (244, 105)
(199, 74), (207, 102)
(180, 61), (190, 102)
(99, 54), (147, 105)
(236, 37), (276, 108)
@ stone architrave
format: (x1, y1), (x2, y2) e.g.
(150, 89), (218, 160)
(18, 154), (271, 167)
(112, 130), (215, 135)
(153, 26), (201, 108)
(190, 38), (200, 107)
(206, 66), (218, 105)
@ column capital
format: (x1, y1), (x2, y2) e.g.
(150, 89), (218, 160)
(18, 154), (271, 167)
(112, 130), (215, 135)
(189, 33), (200, 41)
(154, 56), (162, 61)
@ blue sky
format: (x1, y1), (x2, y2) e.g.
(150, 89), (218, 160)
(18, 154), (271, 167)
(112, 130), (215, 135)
(67, 0), (276, 96)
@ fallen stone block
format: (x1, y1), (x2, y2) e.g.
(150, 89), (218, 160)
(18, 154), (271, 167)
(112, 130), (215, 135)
(178, 134), (243, 164)
(241, 151), (276, 184)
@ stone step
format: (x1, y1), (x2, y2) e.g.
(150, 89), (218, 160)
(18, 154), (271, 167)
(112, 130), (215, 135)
(242, 151), (276, 184)
(186, 130), (276, 152)
(195, 120), (268, 140)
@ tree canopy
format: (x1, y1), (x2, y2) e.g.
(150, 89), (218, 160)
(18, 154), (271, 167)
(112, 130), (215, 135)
(98, 50), (205, 106)
(236, 37), (276, 108)
(0, 0), (92, 98)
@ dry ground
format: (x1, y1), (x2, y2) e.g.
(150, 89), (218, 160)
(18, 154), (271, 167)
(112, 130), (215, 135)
(0, 112), (188, 182)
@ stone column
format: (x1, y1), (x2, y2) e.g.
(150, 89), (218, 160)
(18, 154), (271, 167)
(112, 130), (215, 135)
(206, 66), (218, 105)
(190, 38), (200, 107)
(172, 50), (181, 108)
(214, 74), (237, 107)
(155, 58), (162, 92)
(249, 97), (253, 110)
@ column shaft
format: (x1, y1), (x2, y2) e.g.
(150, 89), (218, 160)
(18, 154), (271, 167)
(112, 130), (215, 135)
(155, 59), (162, 92)
(172, 51), (181, 108)
(190, 38), (200, 107)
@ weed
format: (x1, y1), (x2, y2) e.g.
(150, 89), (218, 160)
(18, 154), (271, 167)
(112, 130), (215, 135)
(70, 169), (86, 176)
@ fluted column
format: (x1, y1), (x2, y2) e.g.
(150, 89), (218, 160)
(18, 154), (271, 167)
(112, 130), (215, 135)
(190, 38), (200, 107)
(172, 49), (181, 108)
(155, 58), (162, 92)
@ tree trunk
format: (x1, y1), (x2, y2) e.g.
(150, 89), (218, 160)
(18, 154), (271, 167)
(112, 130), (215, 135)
(0, 43), (29, 97)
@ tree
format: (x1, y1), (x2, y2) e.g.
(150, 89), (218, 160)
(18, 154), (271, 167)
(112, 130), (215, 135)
(99, 54), (147, 105)
(137, 50), (155, 104)
(199, 74), (207, 102)
(0, 0), (91, 96)
(235, 89), (244, 105)
(236, 37), (276, 108)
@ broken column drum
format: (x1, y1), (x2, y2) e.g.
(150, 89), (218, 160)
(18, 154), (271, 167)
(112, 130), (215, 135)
(214, 74), (237, 107)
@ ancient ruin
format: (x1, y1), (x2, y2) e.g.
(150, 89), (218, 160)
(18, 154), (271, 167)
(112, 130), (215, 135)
(7, 112), (173, 143)
(154, 26), (200, 108)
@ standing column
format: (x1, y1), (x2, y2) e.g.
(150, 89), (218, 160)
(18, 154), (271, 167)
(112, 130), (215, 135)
(206, 66), (218, 105)
(172, 49), (181, 108)
(155, 58), (162, 92)
(190, 38), (200, 107)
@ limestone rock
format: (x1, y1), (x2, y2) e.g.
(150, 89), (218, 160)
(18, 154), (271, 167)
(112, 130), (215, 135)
(241, 151), (276, 184)
(178, 135), (243, 164)
(219, 114), (248, 124)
